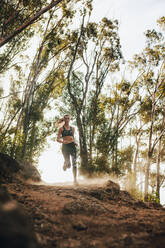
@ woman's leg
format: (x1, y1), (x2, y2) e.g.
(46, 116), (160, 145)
(73, 166), (77, 184)
(62, 145), (71, 170)
(70, 144), (77, 184)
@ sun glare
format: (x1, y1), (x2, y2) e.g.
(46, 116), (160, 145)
(38, 143), (75, 184)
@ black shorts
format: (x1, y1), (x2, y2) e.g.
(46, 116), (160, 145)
(62, 142), (77, 167)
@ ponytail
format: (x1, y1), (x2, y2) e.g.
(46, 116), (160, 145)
(56, 118), (65, 128)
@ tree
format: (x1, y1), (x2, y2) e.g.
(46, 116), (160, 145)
(0, 0), (78, 163)
(130, 17), (165, 200)
(95, 76), (140, 175)
(0, 0), (77, 75)
(61, 5), (122, 174)
(127, 121), (144, 188)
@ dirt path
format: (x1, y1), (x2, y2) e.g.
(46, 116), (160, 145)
(7, 180), (165, 248)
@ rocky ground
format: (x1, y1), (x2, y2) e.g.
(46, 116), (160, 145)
(3, 179), (165, 248)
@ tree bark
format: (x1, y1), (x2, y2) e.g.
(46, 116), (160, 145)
(133, 130), (142, 188)
(144, 151), (153, 201)
(156, 134), (162, 202)
(76, 116), (88, 169)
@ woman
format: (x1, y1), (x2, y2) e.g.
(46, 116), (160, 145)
(57, 114), (78, 185)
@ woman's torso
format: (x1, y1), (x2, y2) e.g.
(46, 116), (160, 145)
(62, 126), (74, 143)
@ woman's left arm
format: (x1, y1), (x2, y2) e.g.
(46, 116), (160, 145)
(72, 127), (78, 146)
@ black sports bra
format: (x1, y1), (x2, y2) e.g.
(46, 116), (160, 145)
(62, 126), (73, 137)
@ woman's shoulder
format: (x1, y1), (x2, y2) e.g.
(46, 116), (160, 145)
(59, 126), (64, 131)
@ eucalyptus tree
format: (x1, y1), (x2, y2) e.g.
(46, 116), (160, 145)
(130, 17), (165, 200)
(62, 4), (122, 173)
(155, 133), (165, 201)
(95, 76), (140, 175)
(0, 0), (71, 75)
(0, 0), (82, 162)
(131, 122), (145, 188)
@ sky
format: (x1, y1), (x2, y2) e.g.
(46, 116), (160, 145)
(92, 0), (165, 60)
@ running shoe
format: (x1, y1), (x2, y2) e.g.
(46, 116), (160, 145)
(63, 162), (67, 171)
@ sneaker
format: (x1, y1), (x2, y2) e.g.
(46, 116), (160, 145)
(66, 162), (71, 168)
(63, 162), (67, 171)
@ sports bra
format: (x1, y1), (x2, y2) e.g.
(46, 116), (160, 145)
(62, 126), (73, 137)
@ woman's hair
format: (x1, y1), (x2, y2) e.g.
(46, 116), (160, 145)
(56, 114), (70, 127)
(64, 114), (70, 119)
(56, 118), (64, 127)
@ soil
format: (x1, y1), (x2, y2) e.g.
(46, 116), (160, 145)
(5, 180), (165, 248)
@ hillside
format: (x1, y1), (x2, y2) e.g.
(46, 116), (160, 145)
(1, 179), (165, 248)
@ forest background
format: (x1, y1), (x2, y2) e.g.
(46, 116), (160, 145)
(0, 0), (165, 204)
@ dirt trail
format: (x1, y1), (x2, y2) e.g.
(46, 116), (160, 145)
(6, 180), (165, 248)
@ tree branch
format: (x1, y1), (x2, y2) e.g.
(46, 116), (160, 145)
(0, 0), (65, 47)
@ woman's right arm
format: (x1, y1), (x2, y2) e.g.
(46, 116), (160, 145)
(57, 128), (63, 143)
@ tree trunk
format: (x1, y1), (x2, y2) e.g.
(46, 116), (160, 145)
(29, 121), (36, 162)
(144, 94), (156, 201)
(76, 116), (88, 170)
(144, 150), (152, 201)
(133, 145), (138, 185)
(156, 136), (162, 202)
(115, 135), (118, 169)
(21, 107), (30, 160)
(89, 124), (92, 164)
(133, 131), (142, 188)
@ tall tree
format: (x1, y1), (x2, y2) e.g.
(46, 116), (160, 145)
(95, 76), (140, 175)
(130, 17), (165, 200)
(132, 122), (144, 188)
(0, 0), (77, 75)
(0, 0), (78, 162)
(62, 5), (122, 173)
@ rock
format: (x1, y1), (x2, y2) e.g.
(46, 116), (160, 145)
(0, 153), (21, 183)
(0, 153), (41, 183)
(0, 185), (12, 202)
(0, 187), (40, 248)
(19, 162), (41, 182)
(105, 180), (120, 191)
(63, 198), (107, 215)
(72, 221), (88, 231)
(89, 189), (104, 200)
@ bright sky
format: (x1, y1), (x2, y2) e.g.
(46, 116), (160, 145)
(92, 0), (165, 60)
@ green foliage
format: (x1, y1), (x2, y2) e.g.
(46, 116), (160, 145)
(117, 146), (134, 173)
(0, 0), (44, 73)
(147, 192), (160, 203)
(0, 0), (82, 163)
(157, 16), (165, 30)
(79, 154), (110, 177)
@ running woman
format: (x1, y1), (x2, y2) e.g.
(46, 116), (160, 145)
(57, 114), (78, 185)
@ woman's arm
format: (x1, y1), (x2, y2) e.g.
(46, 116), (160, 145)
(57, 128), (63, 143)
(72, 127), (78, 146)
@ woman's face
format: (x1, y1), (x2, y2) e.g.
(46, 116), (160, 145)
(64, 115), (70, 124)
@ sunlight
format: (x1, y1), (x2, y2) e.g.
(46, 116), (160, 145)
(0, 111), (3, 121)
(38, 142), (76, 184)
